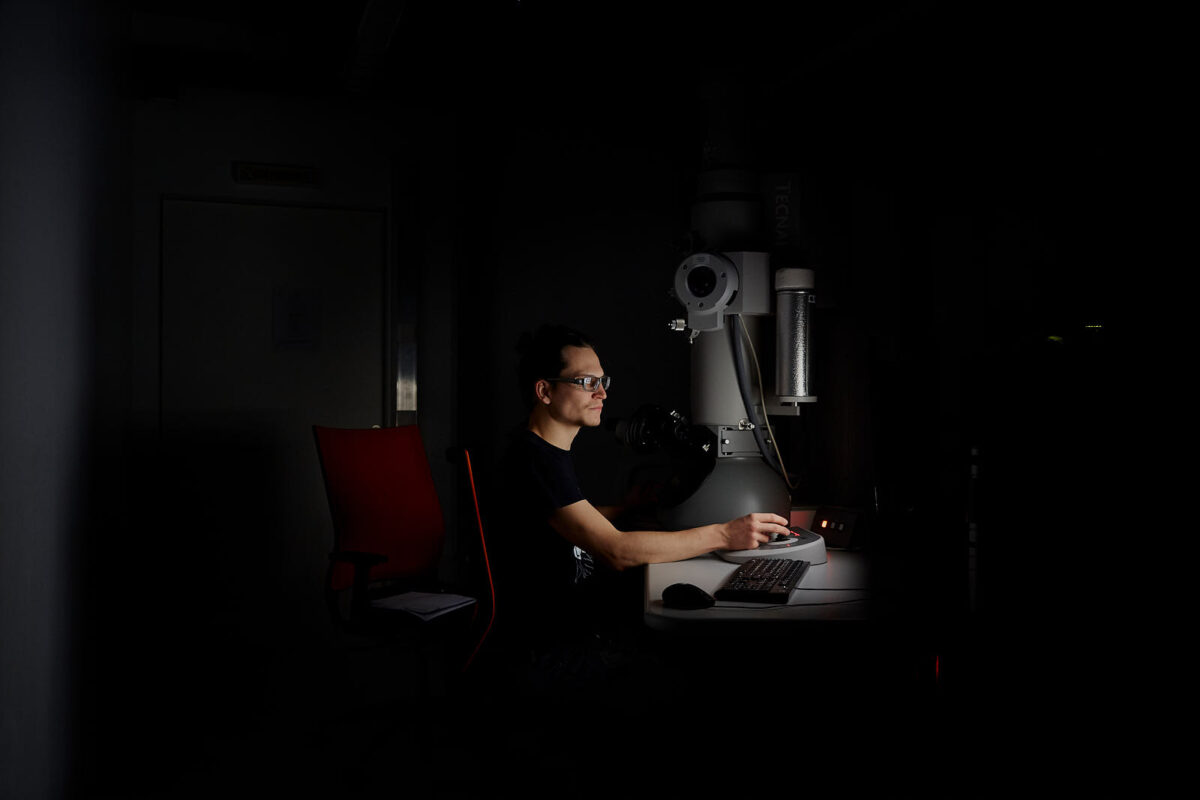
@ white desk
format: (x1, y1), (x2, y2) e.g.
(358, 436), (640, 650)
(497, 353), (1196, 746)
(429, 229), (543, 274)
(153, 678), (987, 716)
(643, 550), (872, 631)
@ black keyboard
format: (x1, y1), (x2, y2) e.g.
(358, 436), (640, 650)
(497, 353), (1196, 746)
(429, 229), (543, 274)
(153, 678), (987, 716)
(714, 557), (810, 603)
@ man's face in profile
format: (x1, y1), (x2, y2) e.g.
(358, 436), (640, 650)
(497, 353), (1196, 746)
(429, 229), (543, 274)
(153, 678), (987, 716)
(542, 345), (607, 429)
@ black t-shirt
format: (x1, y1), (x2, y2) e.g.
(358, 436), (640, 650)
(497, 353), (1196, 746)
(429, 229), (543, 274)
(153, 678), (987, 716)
(492, 428), (604, 644)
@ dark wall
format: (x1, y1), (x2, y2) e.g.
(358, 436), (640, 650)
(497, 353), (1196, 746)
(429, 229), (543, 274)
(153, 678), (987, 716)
(453, 115), (695, 499)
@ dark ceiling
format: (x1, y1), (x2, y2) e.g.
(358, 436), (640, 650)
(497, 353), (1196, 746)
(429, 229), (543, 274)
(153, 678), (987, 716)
(125, 1), (1101, 114)
(125, 2), (918, 100)
(122, 0), (1148, 246)
(123, 2), (1135, 152)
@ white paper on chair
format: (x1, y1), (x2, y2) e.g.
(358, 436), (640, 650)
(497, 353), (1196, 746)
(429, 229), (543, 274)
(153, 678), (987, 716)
(370, 591), (477, 621)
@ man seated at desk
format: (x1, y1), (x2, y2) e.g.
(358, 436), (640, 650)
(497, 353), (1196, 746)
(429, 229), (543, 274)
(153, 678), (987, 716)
(489, 323), (790, 692)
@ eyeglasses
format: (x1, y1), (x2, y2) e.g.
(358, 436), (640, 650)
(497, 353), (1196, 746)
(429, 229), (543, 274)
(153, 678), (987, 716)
(548, 375), (611, 392)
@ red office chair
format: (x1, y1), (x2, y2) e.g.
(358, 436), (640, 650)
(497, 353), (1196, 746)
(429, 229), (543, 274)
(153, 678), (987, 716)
(312, 425), (494, 672)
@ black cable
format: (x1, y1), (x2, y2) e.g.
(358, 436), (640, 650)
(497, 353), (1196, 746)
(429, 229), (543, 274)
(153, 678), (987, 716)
(727, 315), (785, 477)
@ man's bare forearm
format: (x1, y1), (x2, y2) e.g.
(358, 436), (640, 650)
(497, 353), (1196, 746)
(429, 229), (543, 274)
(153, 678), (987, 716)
(605, 525), (727, 569)
(594, 504), (624, 521)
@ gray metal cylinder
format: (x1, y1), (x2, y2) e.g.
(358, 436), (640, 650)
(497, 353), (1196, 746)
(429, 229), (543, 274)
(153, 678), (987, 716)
(775, 268), (816, 403)
(657, 457), (791, 530)
(690, 328), (747, 426)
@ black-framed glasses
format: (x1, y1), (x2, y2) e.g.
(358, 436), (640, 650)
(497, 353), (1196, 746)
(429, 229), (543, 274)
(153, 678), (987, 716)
(548, 375), (611, 392)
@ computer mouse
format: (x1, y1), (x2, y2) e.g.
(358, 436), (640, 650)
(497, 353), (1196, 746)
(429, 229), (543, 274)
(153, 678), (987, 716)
(662, 582), (715, 610)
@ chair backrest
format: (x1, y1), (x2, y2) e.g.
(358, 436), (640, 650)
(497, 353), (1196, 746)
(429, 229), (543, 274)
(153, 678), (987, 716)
(313, 425), (445, 591)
